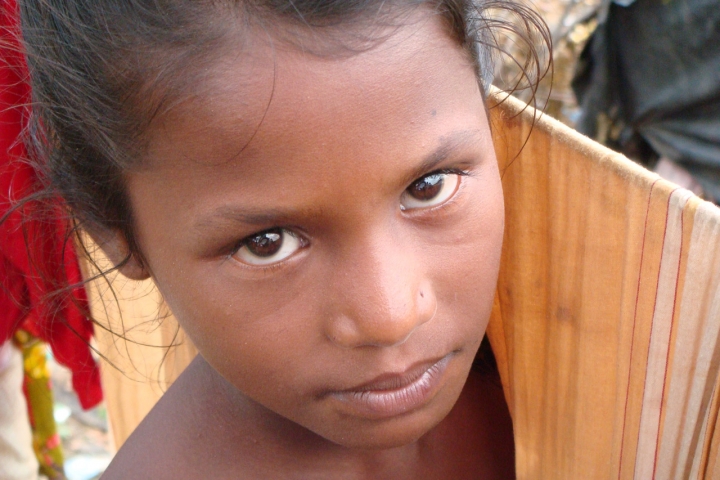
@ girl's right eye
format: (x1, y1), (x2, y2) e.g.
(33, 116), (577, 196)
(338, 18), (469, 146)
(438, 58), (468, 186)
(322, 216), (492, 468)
(232, 228), (305, 266)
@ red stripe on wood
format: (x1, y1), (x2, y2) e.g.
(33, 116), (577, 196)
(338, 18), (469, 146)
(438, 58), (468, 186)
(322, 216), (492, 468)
(618, 179), (660, 480)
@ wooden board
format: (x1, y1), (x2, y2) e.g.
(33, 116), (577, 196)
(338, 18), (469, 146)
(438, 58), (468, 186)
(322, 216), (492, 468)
(487, 93), (720, 479)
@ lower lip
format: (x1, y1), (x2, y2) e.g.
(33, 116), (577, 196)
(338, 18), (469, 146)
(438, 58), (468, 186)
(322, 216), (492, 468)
(329, 355), (452, 419)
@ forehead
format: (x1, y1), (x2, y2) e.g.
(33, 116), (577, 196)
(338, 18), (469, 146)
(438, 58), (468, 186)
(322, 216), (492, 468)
(133, 13), (488, 214)
(145, 14), (481, 158)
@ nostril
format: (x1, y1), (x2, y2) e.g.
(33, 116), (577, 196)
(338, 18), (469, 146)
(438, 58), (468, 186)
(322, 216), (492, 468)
(326, 277), (437, 349)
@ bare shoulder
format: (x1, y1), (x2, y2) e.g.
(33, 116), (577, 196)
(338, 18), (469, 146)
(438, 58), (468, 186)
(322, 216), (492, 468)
(101, 356), (249, 479)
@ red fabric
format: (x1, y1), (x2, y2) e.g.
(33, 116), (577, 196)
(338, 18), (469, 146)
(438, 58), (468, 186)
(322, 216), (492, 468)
(0, 0), (101, 409)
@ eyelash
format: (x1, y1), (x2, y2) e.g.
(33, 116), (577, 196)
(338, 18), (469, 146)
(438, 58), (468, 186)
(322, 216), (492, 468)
(434, 167), (471, 177)
(424, 167), (473, 187)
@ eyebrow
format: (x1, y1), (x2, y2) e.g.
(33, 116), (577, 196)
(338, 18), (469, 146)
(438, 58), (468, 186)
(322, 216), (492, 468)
(194, 129), (484, 230)
(400, 129), (482, 186)
(194, 206), (296, 230)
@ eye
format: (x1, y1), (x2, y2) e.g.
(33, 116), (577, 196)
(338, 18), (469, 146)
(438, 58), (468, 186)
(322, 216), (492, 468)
(400, 171), (462, 210)
(232, 228), (304, 266)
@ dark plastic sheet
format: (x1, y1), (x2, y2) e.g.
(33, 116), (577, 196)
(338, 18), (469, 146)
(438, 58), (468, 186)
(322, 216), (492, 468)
(573, 0), (720, 200)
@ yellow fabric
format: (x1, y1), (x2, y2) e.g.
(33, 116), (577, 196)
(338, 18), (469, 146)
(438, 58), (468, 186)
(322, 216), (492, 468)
(15, 331), (64, 479)
(86, 93), (720, 478)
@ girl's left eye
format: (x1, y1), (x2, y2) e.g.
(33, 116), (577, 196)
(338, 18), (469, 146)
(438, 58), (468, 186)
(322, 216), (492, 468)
(400, 172), (462, 210)
(232, 228), (305, 266)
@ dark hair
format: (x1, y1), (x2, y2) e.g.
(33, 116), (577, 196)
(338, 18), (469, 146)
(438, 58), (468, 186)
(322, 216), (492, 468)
(15, 0), (550, 270)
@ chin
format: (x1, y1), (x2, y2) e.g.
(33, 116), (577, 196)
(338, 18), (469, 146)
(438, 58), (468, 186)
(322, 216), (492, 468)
(321, 386), (462, 450)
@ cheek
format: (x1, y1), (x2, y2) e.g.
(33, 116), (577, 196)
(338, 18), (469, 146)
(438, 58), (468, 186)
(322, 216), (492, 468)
(169, 282), (327, 412)
(162, 270), (321, 365)
(432, 170), (504, 333)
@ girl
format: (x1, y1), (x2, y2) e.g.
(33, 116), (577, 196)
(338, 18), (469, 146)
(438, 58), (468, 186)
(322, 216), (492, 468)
(16, 1), (549, 477)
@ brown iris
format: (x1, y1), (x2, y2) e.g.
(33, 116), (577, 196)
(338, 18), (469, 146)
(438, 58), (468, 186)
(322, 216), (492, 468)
(245, 229), (283, 257)
(407, 174), (444, 201)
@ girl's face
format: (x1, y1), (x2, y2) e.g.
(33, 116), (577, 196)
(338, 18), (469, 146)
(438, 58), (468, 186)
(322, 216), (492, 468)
(123, 14), (504, 448)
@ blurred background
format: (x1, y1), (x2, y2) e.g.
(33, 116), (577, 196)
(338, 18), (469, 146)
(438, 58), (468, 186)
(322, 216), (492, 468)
(495, 0), (720, 200)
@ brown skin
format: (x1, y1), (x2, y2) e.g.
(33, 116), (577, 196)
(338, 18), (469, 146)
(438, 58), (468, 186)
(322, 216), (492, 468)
(103, 357), (513, 479)
(101, 13), (512, 479)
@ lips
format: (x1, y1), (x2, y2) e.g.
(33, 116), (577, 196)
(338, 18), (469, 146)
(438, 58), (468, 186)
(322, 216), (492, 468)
(326, 354), (453, 419)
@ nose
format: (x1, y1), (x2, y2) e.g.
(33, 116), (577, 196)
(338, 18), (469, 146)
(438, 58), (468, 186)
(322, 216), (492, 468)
(324, 237), (437, 349)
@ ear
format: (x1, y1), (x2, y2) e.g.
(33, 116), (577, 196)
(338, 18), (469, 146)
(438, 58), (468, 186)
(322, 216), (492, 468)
(83, 227), (151, 281)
